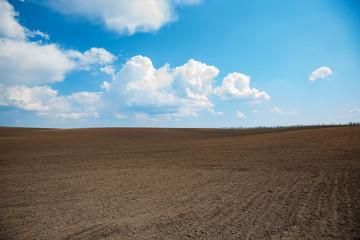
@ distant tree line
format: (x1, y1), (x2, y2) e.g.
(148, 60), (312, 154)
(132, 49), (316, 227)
(221, 122), (360, 130)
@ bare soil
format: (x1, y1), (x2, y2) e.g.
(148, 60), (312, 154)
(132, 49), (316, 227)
(0, 126), (359, 239)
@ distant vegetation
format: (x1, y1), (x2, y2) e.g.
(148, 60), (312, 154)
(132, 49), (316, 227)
(222, 122), (360, 130)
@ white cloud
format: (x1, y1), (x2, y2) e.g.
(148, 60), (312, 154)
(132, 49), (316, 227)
(135, 112), (149, 120)
(0, 0), (106, 121)
(290, 110), (299, 114)
(135, 112), (160, 122)
(208, 109), (224, 116)
(174, 0), (201, 4)
(270, 106), (284, 114)
(68, 91), (101, 105)
(1, 0), (274, 124)
(0, 0), (50, 43)
(100, 65), (116, 76)
(67, 47), (117, 71)
(1, 52), (271, 122)
(103, 56), (220, 118)
(100, 55), (271, 120)
(100, 81), (111, 91)
(65, 91), (101, 119)
(338, 108), (360, 119)
(0, 39), (76, 86)
(108, 55), (178, 108)
(349, 108), (360, 114)
(115, 113), (127, 119)
(0, 84), (69, 112)
(42, 0), (200, 35)
(0, 0), (26, 39)
(174, 59), (219, 93)
(0, 0), (49, 41)
(235, 111), (246, 118)
(309, 67), (332, 81)
(26, 29), (50, 40)
(56, 112), (96, 119)
(214, 72), (270, 102)
(0, 1), (116, 87)
(0, 84), (101, 119)
(252, 110), (260, 113)
(172, 59), (219, 116)
(0, 39), (115, 87)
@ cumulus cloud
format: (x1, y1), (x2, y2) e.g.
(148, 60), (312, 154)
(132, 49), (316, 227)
(0, 39), (113, 94)
(0, 83), (101, 119)
(0, 0), (49, 40)
(103, 55), (268, 119)
(0, 1), (116, 87)
(270, 106), (284, 114)
(108, 55), (178, 109)
(66, 47), (117, 71)
(235, 111), (246, 118)
(0, 40), (113, 87)
(100, 65), (116, 76)
(0, 1), (271, 123)
(214, 72), (270, 102)
(103, 56), (220, 118)
(1, 52), (271, 121)
(67, 91), (101, 105)
(100, 81), (111, 91)
(309, 67), (332, 81)
(0, 39), (76, 86)
(0, 84), (68, 112)
(172, 59), (220, 115)
(252, 110), (259, 113)
(0, 0), (26, 39)
(174, 59), (219, 93)
(39, 0), (200, 35)
(97, 55), (270, 120)
(0, 0), (107, 120)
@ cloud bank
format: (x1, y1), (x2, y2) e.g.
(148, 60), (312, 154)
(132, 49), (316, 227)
(0, 0), (270, 123)
(36, 0), (200, 35)
(0, 0), (114, 119)
(101, 56), (269, 119)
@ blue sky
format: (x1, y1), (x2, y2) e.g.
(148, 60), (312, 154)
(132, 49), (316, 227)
(0, 0), (359, 128)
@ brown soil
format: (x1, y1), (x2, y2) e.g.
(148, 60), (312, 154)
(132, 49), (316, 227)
(0, 126), (359, 239)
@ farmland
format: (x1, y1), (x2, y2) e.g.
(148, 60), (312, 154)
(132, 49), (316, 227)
(0, 126), (359, 239)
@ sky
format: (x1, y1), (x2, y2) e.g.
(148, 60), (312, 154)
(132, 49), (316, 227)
(0, 0), (359, 128)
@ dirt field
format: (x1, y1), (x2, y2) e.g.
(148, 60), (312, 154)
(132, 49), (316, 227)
(0, 126), (359, 239)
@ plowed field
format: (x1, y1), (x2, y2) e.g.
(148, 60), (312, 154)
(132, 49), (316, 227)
(0, 126), (359, 239)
